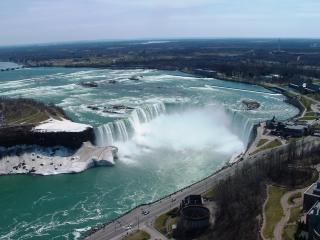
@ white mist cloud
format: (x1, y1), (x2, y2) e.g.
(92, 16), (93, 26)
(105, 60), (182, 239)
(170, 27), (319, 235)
(117, 107), (244, 162)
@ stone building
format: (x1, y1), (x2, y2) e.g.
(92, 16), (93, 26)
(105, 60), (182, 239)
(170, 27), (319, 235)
(180, 206), (210, 232)
(178, 195), (210, 234)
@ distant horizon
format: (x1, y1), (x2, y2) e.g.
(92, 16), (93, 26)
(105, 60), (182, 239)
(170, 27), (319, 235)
(1, 37), (320, 48)
(1, 0), (320, 46)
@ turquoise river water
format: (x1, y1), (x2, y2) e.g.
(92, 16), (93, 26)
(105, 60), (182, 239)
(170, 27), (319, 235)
(0, 67), (298, 239)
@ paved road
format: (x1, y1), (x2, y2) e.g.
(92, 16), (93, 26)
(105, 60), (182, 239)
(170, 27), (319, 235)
(85, 137), (320, 240)
(85, 164), (237, 239)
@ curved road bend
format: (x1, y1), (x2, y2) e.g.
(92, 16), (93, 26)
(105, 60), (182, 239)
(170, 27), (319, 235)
(86, 137), (319, 240)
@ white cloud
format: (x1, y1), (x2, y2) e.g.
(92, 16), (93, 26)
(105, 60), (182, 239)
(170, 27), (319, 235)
(0, 0), (320, 45)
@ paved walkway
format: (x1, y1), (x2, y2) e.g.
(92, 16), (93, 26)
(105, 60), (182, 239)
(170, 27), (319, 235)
(260, 185), (270, 240)
(273, 188), (304, 240)
(143, 224), (168, 240)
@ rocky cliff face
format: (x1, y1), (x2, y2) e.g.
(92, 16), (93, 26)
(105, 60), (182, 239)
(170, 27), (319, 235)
(0, 125), (94, 149)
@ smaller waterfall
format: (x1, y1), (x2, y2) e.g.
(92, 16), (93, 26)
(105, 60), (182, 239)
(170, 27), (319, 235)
(226, 109), (255, 144)
(94, 103), (166, 146)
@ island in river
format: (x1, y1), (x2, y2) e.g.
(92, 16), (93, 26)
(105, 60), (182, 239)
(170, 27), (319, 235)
(242, 100), (261, 110)
(0, 97), (117, 175)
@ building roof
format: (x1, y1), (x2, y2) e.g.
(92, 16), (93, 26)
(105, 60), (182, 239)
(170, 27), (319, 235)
(195, 69), (217, 73)
(305, 182), (320, 197)
(285, 125), (307, 131)
(181, 206), (210, 220)
(308, 201), (320, 216)
(185, 195), (202, 202)
(289, 81), (320, 93)
(182, 195), (203, 207)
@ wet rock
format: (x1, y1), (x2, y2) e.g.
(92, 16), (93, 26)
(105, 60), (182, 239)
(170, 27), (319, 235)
(80, 81), (98, 88)
(88, 106), (100, 111)
(129, 75), (143, 81)
(102, 110), (121, 114)
(242, 100), (260, 110)
(112, 104), (134, 110)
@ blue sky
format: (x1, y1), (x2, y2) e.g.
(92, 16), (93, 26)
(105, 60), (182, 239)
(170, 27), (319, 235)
(0, 0), (320, 45)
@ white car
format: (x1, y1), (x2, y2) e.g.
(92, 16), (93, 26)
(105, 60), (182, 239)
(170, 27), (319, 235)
(125, 224), (133, 230)
(142, 210), (150, 215)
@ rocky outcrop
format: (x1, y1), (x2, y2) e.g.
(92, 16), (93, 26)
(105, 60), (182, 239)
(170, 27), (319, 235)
(0, 143), (117, 176)
(80, 81), (98, 88)
(242, 100), (260, 110)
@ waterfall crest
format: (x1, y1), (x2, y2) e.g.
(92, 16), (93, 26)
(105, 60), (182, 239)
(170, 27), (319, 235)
(94, 103), (166, 146)
(94, 102), (256, 148)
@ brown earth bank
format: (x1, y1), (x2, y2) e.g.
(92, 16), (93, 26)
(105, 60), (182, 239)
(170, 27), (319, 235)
(0, 125), (94, 149)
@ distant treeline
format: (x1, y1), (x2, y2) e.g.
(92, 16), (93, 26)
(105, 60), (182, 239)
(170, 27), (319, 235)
(1, 39), (320, 83)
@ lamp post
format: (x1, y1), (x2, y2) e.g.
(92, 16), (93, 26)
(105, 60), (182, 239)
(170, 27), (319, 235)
(136, 216), (140, 230)
(115, 220), (121, 232)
